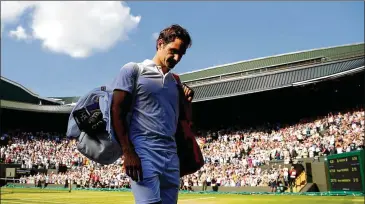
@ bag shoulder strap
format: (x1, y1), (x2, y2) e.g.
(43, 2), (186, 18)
(172, 73), (191, 121)
(172, 73), (181, 85)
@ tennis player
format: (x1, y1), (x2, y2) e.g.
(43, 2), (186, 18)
(111, 24), (193, 204)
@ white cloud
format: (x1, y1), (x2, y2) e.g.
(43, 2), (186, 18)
(1, 1), (141, 58)
(1, 1), (37, 23)
(152, 32), (159, 40)
(1, 1), (37, 36)
(9, 25), (29, 40)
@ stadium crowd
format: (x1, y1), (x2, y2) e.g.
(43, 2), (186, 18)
(1, 108), (364, 190)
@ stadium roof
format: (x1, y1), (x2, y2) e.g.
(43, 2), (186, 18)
(1, 99), (73, 113)
(192, 57), (364, 102)
(0, 76), (62, 105)
(179, 42), (364, 82)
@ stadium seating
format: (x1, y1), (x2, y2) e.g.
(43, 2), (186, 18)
(0, 108), (363, 191)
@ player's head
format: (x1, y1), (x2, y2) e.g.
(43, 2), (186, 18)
(155, 24), (192, 70)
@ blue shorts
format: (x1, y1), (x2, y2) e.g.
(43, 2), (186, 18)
(130, 145), (180, 204)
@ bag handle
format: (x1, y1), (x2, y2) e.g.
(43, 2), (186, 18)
(172, 73), (181, 85)
(172, 73), (194, 122)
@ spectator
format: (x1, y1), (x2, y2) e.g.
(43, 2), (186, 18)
(0, 109), (363, 189)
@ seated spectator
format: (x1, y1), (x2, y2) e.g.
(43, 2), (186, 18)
(0, 108), (363, 189)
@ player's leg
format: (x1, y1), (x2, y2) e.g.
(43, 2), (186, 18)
(130, 176), (161, 204)
(160, 152), (180, 204)
(130, 147), (164, 204)
(160, 187), (179, 204)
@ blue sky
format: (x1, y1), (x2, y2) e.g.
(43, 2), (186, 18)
(1, 1), (364, 97)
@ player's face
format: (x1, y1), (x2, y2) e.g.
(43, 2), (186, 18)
(159, 38), (186, 70)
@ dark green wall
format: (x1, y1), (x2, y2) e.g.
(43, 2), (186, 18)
(305, 162), (329, 192)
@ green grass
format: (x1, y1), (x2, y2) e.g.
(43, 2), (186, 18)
(1, 188), (364, 204)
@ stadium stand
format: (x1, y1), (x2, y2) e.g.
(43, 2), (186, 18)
(0, 108), (363, 192)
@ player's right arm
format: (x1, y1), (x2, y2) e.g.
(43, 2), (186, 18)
(111, 89), (134, 155)
(111, 63), (143, 182)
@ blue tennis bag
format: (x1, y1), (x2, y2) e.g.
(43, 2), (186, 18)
(66, 63), (141, 165)
(66, 86), (123, 165)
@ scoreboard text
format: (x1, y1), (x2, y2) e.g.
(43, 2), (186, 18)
(327, 150), (364, 192)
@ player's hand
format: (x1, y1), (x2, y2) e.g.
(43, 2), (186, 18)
(182, 83), (194, 102)
(123, 151), (143, 182)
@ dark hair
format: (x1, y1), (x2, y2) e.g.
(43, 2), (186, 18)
(156, 24), (192, 50)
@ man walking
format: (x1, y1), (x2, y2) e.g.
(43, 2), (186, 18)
(111, 24), (193, 204)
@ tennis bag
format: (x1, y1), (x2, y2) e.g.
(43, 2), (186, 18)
(172, 74), (205, 177)
(66, 85), (123, 165)
(66, 63), (141, 165)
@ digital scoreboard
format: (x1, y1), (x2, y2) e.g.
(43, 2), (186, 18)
(326, 150), (364, 193)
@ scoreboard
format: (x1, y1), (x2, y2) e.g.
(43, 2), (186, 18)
(326, 150), (364, 193)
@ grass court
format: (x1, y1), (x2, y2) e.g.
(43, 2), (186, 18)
(1, 188), (364, 204)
